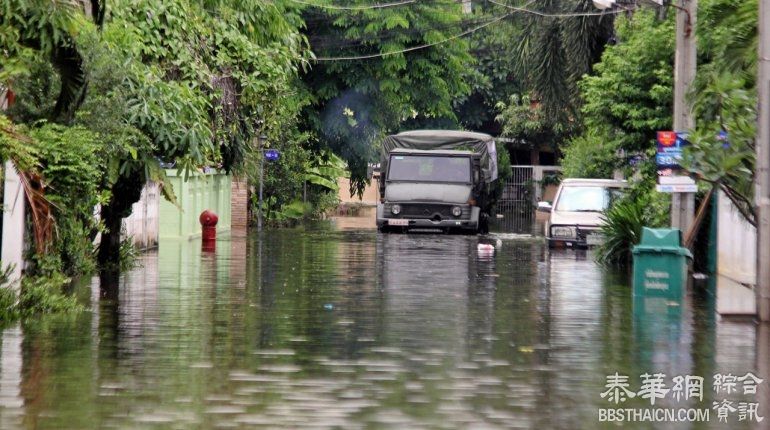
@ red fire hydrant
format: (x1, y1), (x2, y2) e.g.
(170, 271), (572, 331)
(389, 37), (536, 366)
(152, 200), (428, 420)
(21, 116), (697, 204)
(200, 210), (219, 249)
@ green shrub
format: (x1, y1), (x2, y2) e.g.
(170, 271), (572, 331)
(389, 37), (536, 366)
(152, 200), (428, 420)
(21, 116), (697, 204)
(561, 131), (618, 179)
(313, 190), (341, 217)
(0, 270), (83, 324)
(0, 286), (18, 322)
(595, 187), (668, 266)
(119, 237), (140, 272)
(17, 273), (83, 316)
(0, 264), (19, 322)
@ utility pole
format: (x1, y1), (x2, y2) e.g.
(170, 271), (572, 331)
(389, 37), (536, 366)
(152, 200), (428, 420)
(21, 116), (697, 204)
(671, 0), (698, 232)
(257, 135), (264, 232)
(670, 0), (697, 232)
(756, 0), (770, 322)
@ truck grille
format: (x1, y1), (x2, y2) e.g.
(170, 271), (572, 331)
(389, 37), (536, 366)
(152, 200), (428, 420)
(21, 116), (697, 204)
(385, 203), (470, 220)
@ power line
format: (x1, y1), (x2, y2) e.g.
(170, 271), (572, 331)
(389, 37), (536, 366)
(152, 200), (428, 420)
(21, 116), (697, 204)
(309, 0), (621, 62)
(308, 15), (500, 50)
(486, 0), (632, 17)
(313, 13), (510, 61)
(287, 0), (417, 10)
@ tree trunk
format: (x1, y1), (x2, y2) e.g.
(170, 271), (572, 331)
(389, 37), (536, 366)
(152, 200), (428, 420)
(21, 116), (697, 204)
(98, 203), (123, 273)
(98, 174), (144, 274)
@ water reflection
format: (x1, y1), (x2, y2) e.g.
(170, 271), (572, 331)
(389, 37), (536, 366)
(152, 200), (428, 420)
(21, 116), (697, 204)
(0, 228), (766, 429)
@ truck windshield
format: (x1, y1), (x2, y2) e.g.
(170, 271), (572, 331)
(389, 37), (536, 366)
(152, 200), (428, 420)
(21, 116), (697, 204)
(555, 186), (623, 212)
(388, 155), (471, 183)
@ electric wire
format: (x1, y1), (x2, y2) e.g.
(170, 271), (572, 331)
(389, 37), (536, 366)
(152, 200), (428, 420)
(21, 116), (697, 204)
(486, 0), (632, 17)
(308, 15), (500, 50)
(313, 12), (510, 61)
(309, 0), (624, 61)
(287, 0), (417, 10)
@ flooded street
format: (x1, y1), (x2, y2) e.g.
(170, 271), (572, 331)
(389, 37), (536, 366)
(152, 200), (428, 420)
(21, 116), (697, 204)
(0, 222), (767, 429)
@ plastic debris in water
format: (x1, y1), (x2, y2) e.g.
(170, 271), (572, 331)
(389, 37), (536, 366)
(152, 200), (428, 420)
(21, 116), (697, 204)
(477, 243), (495, 253)
(323, 303), (334, 310)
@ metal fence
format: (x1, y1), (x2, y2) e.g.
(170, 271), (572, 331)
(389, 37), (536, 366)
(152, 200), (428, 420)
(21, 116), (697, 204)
(495, 166), (535, 234)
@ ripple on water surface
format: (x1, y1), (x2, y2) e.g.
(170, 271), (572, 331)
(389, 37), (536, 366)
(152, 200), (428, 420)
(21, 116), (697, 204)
(0, 230), (762, 429)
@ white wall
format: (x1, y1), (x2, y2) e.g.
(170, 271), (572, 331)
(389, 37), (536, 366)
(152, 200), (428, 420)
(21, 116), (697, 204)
(1, 161), (25, 292)
(122, 182), (159, 250)
(717, 190), (756, 285)
(0, 326), (24, 429)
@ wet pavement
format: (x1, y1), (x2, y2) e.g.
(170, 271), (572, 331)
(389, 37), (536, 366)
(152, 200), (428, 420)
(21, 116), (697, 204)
(0, 220), (768, 429)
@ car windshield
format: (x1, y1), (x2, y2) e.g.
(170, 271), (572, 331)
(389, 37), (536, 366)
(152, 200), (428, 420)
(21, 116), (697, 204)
(555, 186), (623, 212)
(388, 155), (471, 183)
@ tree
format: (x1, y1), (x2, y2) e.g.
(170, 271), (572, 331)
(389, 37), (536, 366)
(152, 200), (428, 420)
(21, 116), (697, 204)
(453, 6), (524, 135)
(560, 9), (674, 176)
(680, 0), (759, 226)
(299, 0), (474, 195)
(2, 0), (309, 274)
(510, 0), (615, 125)
(1, 0), (104, 123)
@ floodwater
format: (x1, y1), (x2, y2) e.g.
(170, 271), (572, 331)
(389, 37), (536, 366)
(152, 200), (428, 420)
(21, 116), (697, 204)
(1, 220), (768, 429)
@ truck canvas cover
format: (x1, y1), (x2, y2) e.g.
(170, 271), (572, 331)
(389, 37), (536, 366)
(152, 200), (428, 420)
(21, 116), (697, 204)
(380, 130), (498, 183)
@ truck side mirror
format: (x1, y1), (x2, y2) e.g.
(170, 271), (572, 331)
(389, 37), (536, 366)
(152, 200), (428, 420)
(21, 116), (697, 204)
(537, 201), (552, 213)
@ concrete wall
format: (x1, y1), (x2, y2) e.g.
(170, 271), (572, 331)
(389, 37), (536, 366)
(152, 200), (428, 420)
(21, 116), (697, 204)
(338, 175), (379, 206)
(123, 182), (160, 250)
(715, 190), (756, 316)
(159, 170), (231, 239)
(1, 161), (25, 292)
(717, 190), (756, 285)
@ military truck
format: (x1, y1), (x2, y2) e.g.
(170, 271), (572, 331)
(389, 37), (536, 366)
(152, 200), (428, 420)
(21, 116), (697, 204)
(376, 130), (499, 234)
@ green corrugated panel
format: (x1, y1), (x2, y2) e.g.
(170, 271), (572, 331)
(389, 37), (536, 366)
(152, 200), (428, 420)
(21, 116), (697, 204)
(159, 170), (232, 239)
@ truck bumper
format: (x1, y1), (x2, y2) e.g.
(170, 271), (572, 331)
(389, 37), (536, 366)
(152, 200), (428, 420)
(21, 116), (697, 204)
(376, 204), (480, 232)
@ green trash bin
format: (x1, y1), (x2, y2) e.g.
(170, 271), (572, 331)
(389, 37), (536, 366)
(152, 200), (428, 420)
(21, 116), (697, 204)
(632, 228), (692, 299)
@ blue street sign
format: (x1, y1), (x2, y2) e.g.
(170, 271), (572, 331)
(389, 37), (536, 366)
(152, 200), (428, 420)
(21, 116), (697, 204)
(656, 153), (680, 168)
(265, 149), (280, 161)
(717, 130), (729, 149)
(674, 131), (689, 149)
(656, 131), (689, 169)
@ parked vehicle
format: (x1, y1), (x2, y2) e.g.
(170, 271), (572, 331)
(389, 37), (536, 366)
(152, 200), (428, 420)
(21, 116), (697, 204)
(539, 178), (627, 247)
(376, 130), (499, 234)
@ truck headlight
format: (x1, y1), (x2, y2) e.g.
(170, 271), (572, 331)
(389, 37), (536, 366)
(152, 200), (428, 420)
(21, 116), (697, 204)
(451, 206), (462, 217)
(391, 204), (401, 215)
(551, 226), (576, 239)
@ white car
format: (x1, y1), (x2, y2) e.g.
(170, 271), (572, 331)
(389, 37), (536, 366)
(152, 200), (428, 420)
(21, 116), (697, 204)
(539, 178), (628, 247)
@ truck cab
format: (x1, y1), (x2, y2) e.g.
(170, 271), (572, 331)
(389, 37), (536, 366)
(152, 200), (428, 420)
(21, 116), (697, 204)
(377, 149), (485, 233)
(376, 130), (498, 234)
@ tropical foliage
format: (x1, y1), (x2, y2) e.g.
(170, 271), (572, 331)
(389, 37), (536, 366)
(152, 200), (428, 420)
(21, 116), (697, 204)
(681, 0), (759, 226)
(454, 4), (523, 134)
(298, 0), (473, 195)
(596, 186), (669, 266)
(682, 73), (756, 225)
(512, 0), (615, 125)
(559, 9), (674, 178)
(2, 0), (309, 274)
